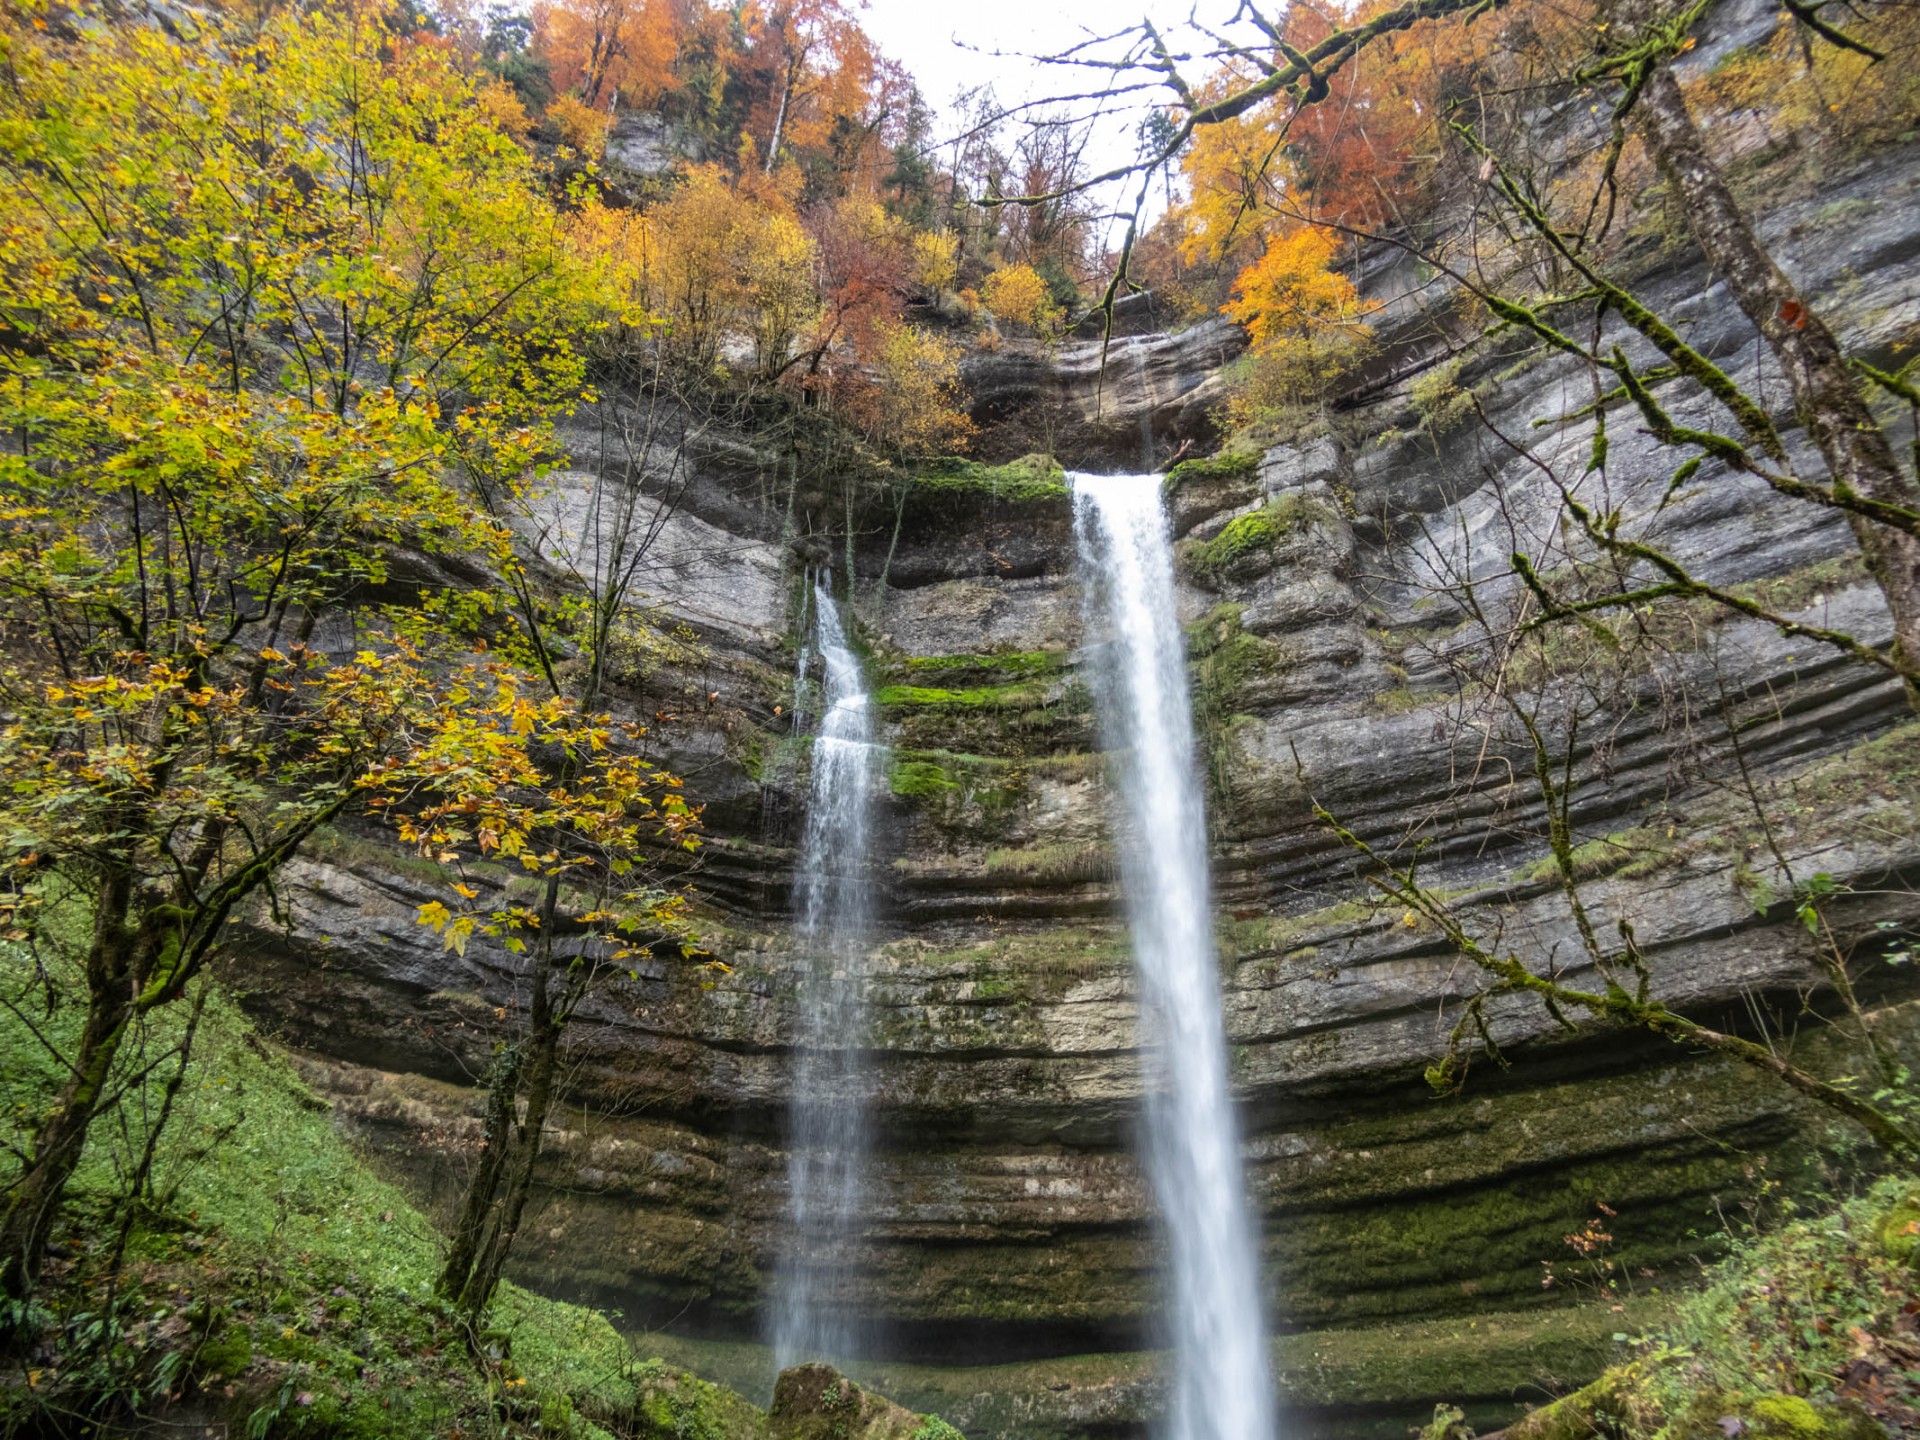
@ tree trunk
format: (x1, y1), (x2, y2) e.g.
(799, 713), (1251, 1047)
(765, 63), (793, 174)
(0, 869), (138, 1299)
(1639, 65), (1920, 677)
(445, 873), (566, 1318)
(458, 1012), (559, 1316)
(436, 1042), (523, 1302)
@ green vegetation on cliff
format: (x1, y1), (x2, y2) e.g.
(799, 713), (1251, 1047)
(1185, 493), (1339, 583)
(1163, 449), (1260, 491)
(875, 682), (1054, 710)
(904, 455), (1068, 506)
(873, 671), (1093, 758)
(894, 651), (1070, 687)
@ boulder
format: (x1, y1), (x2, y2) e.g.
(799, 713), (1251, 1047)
(770, 1364), (962, 1440)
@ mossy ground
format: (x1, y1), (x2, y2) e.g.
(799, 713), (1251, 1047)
(1492, 1176), (1920, 1440)
(0, 957), (767, 1440)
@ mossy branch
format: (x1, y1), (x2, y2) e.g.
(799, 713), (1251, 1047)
(1514, 492), (1920, 688)
(1456, 119), (1788, 459)
(1309, 803), (1920, 1166)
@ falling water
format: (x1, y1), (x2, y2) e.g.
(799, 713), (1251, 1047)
(1071, 474), (1276, 1440)
(771, 573), (882, 1371)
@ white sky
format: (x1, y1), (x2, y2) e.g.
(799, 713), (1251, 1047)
(858, 0), (1131, 120)
(857, 0), (1244, 243)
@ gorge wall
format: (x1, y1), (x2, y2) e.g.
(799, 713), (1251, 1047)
(230, 126), (1920, 1437)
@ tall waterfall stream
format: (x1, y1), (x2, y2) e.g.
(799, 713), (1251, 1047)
(771, 511), (1272, 1434)
(1072, 473), (1276, 1440)
(771, 574), (883, 1371)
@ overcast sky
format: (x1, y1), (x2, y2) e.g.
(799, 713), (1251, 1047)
(858, 0), (1229, 243)
(858, 0), (1127, 119)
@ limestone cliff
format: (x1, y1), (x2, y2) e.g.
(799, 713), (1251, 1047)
(228, 130), (1920, 1439)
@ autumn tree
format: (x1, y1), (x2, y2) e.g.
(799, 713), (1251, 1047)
(734, 0), (881, 181)
(856, 323), (972, 457)
(1268, 0), (1435, 231)
(0, 0), (657, 1301)
(1219, 224), (1374, 417)
(366, 651), (701, 1318)
(798, 196), (909, 369)
(981, 263), (1062, 336)
(533, 0), (681, 107)
(634, 164), (817, 374)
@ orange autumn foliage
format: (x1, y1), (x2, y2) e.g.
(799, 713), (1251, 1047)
(1272, 0), (1431, 231)
(1174, 72), (1297, 272)
(1219, 224), (1374, 414)
(1222, 225), (1372, 352)
(534, 0), (683, 107)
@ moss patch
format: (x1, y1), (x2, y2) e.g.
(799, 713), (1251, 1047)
(1513, 825), (1681, 884)
(630, 1358), (768, 1439)
(875, 676), (1092, 757)
(875, 682), (1053, 710)
(906, 454), (1066, 505)
(1163, 448), (1260, 491)
(893, 650), (1069, 689)
(886, 751), (1033, 842)
(1185, 493), (1340, 583)
(982, 840), (1112, 882)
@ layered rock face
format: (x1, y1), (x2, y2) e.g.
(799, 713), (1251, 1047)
(962, 319), (1246, 470)
(235, 138), (1920, 1436)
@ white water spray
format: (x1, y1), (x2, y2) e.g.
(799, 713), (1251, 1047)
(772, 574), (882, 1371)
(1071, 474), (1276, 1440)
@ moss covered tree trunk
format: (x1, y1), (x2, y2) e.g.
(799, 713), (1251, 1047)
(437, 1042), (524, 1303)
(458, 1004), (561, 1316)
(1639, 65), (1920, 678)
(441, 872), (566, 1319)
(0, 864), (140, 1300)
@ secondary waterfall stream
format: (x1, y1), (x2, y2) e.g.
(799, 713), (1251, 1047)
(772, 574), (882, 1371)
(1072, 474), (1276, 1440)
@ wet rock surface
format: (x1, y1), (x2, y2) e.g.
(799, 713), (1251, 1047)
(961, 319), (1246, 469)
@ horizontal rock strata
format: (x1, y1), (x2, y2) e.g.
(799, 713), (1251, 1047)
(233, 128), (1920, 1439)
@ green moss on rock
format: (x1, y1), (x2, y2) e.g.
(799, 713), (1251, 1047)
(1514, 826), (1680, 884)
(770, 1363), (962, 1440)
(890, 758), (964, 798)
(1164, 449), (1260, 491)
(908, 454), (1066, 505)
(630, 1359), (769, 1440)
(1506, 1364), (1665, 1440)
(875, 683), (1051, 710)
(883, 750), (1036, 842)
(898, 651), (1067, 686)
(875, 677), (1092, 757)
(1186, 493), (1338, 582)
(1873, 1191), (1920, 1264)
(1509, 1373), (1882, 1440)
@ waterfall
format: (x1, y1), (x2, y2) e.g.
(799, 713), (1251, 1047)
(771, 573), (882, 1371)
(1071, 474), (1276, 1440)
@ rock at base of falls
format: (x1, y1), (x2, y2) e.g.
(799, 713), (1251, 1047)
(770, 1363), (964, 1440)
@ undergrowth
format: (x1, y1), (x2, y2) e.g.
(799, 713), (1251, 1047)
(0, 955), (674, 1440)
(1503, 1177), (1920, 1439)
